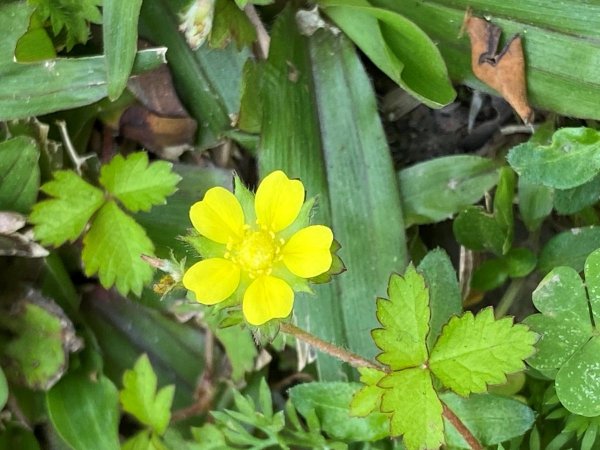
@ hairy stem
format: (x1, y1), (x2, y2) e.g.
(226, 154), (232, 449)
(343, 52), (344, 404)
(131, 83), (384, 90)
(443, 403), (483, 450)
(280, 322), (383, 371)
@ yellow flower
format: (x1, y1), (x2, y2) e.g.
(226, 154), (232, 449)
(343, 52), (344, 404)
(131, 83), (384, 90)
(183, 171), (334, 325)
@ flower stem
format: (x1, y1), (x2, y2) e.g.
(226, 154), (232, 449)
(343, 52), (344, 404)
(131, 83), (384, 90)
(279, 322), (383, 371)
(442, 403), (483, 450)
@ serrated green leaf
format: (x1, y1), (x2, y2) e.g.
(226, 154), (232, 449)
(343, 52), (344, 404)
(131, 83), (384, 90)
(120, 354), (175, 435)
(379, 368), (444, 449)
(0, 136), (40, 214)
(350, 367), (386, 417)
(29, 0), (102, 50)
(30, 170), (104, 246)
(372, 265), (429, 370)
(429, 308), (536, 396)
(99, 153), (180, 213)
(508, 127), (600, 190)
(82, 201), (154, 295)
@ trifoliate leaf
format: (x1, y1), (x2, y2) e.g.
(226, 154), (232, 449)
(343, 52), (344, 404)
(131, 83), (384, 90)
(29, 0), (102, 50)
(525, 250), (600, 416)
(99, 152), (180, 213)
(119, 354), (175, 436)
(429, 308), (536, 396)
(372, 264), (429, 370)
(379, 368), (444, 449)
(82, 201), (154, 296)
(30, 170), (104, 246)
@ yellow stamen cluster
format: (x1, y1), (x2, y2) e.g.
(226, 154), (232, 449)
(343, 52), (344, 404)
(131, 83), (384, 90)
(225, 226), (285, 278)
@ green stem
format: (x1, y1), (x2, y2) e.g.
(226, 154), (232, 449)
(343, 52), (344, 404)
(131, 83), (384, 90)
(495, 277), (526, 318)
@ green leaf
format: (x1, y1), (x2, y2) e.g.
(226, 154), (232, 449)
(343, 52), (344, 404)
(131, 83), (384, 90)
(319, 0), (455, 108)
(554, 174), (600, 214)
(0, 2), (166, 120)
(47, 371), (120, 450)
(417, 249), (462, 350)
(0, 294), (79, 390)
(82, 201), (155, 296)
(0, 367), (7, 411)
(99, 152), (181, 213)
(518, 178), (554, 232)
(399, 155), (498, 226)
(120, 354), (175, 435)
(30, 170), (104, 246)
(538, 226), (600, 273)
(372, 265), (429, 370)
(429, 308), (536, 396)
(504, 247), (537, 278)
(289, 382), (389, 442)
(379, 368), (444, 448)
(524, 253), (600, 416)
(213, 324), (257, 382)
(0, 424), (41, 450)
(103, 0), (143, 100)
(373, 1), (600, 120)
(0, 136), (39, 214)
(441, 392), (535, 448)
(471, 258), (509, 292)
(350, 367), (386, 417)
(210, 0), (256, 49)
(453, 206), (505, 255)
(29, 0), (102, 50)
(508, 128), (600, 190)
(494, 167), (516, 254)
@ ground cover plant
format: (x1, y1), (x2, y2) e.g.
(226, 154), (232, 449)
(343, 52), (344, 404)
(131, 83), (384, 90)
(2, 0), (600, 449)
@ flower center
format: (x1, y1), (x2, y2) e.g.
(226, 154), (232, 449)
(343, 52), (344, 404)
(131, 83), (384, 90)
(227, 230), (283, 277)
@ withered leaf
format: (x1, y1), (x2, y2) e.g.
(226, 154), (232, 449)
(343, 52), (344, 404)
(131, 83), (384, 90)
(465, 12), (534, 124)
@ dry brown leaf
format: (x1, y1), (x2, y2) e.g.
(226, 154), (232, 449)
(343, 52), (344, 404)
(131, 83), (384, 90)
(464, 11), (534, 124)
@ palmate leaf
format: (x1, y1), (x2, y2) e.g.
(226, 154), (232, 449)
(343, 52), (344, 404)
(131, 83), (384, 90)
(372, 264), (429, 370)
(82, 201), (154, 296)
(100, 153), (181, 213)
(429, 308), (537, 396)
(119, 354), (175, 435)
(30, 170), (104, 246)
(353, 260), (537, 450)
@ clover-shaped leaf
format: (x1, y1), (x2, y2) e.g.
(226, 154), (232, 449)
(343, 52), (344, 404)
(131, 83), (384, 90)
(352, 261), (536, 450)
(525, 248), (600, 416)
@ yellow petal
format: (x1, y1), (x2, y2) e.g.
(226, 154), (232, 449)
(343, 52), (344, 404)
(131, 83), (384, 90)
(282, 225), (333, 278)
(183, 258), (240, 305)
(242, 276), (294, 325)
(255, 170), (304, 232)
(190, 187), (244, 244)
